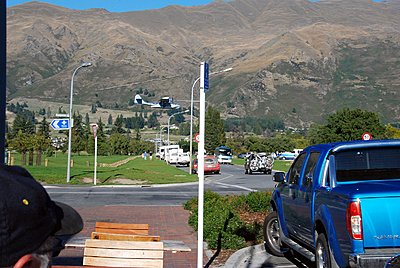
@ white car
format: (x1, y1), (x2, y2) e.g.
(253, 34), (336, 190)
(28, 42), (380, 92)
(177, 152), (191, 167)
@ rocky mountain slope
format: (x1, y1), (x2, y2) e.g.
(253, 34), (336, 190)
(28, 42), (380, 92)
(6, 0), (400, 127)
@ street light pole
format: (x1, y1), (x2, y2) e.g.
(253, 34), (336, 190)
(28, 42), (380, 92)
(168, 109), (189, 147)
(66, 62), (92, 183)
(189, 67), (232, 174)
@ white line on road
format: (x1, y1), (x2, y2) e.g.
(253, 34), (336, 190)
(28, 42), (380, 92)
(213, 181), (256, 192)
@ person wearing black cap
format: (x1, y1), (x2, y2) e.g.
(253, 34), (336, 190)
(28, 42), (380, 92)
(0, 165), (83, 268)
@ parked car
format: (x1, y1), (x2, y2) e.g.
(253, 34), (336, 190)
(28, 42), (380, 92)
(264, 139), (400, 268)
(177, 152), (190, 167)
(277, 151), (298, 160)
(244, 152), (273, 174)
(191, 156), (220, 174)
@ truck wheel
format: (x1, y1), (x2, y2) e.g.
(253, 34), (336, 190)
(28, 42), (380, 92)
(316, 233), (338, 268)
(263, 211), (284, 257)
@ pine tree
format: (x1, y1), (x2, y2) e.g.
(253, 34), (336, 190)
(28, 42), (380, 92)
(205, 106), (226, 153)
(38, 117), (50, 138)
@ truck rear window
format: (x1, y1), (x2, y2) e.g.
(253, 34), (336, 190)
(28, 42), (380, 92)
(335, 147), (400, 182)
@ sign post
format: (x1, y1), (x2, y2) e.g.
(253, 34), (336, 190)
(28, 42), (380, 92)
(197, 62), (209, 268)
(91, 123), (98, 186)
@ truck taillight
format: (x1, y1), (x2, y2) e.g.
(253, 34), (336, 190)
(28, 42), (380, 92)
(346, 201), (363, 240)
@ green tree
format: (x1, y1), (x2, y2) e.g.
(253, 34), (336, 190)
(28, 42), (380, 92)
(9, 131), (30, 165)
(34, 134), (51, 166)
(307, 108), (386, 144)
(11, 114), (35, 137)
(205, 106), (226, 153)
(108, 114), (113, 125)
(109, 133), (129, 155)
(85, 113), (90, 125)
(71, 113), (87, 154)
(37, 117), (50, 138)
(111, 114), (124, 133)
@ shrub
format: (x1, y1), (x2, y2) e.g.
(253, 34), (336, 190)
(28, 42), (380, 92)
(245, 191), (271, 212)
(184, 190), (272, 250)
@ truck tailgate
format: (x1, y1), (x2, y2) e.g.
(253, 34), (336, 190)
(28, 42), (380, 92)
(362, 197), (400, 248)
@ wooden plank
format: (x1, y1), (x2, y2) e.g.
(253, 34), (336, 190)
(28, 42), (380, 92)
(91, 232), (160, 242)
(95, 222), (148, 230)
(85, 239), (164, 250)
(95, 228), (148, 235)
(83, 257), (163, 268)
(84, 247), (163, 259)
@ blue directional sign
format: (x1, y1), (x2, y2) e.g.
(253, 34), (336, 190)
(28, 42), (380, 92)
(204, 62), (209, 91)
(200, 62), (209, 92)
(50, 119), (70, 130)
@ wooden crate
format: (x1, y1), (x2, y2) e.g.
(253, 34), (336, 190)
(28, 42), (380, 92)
(83, 239), (163, 268)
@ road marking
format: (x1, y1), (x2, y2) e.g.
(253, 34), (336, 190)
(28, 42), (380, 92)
(213, 181), (256, 192)
(204, 173), (233, 183)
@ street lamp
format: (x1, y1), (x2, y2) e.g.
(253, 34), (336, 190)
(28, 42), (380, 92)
(168, 109), (189, 147)
(189, 67), (232, 174)
(67, 62), (92, 183)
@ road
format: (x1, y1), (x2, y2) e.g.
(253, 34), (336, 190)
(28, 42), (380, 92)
(46, 164), (277, 207)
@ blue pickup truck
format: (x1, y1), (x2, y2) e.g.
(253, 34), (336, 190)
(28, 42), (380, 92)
(264, 139), (400, 268)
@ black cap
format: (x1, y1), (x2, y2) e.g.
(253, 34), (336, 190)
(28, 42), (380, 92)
(0, 165), (83, 266)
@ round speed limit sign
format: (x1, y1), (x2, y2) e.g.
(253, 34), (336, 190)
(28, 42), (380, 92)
(362, 132), (372, 141)
(194, 133), (200, 143)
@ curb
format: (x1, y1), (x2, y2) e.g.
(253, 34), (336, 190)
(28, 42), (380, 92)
(223, 243), (265, 268)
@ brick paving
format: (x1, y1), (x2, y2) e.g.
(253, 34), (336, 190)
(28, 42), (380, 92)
(53, 205), (208, 268)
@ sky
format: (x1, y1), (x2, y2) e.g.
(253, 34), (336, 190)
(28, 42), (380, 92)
(6, 0), (218, 12)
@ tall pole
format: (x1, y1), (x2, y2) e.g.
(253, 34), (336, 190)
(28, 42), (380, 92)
(94, 134), (98, 185)
(67, 62), (91, 183)
(197, 62), (208, 268)
(91, 123), (98, 186)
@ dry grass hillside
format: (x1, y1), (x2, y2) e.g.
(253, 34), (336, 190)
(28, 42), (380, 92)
(6, 0), (400, 127)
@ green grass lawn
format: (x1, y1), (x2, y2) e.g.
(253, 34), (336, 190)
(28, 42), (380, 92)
(9, 152), (197, 185)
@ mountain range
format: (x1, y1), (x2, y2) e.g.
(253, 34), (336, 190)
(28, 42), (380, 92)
(6, 0), (400, 128)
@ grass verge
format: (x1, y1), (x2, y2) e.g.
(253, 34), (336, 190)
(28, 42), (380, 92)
(9, 152), (197, 185)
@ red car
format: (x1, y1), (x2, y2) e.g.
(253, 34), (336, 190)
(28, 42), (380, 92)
(191, 156), (220, 174)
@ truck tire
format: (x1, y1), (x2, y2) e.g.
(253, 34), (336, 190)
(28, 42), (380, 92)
(263, 211), (285, 257)
(316, 233), (339, 268)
